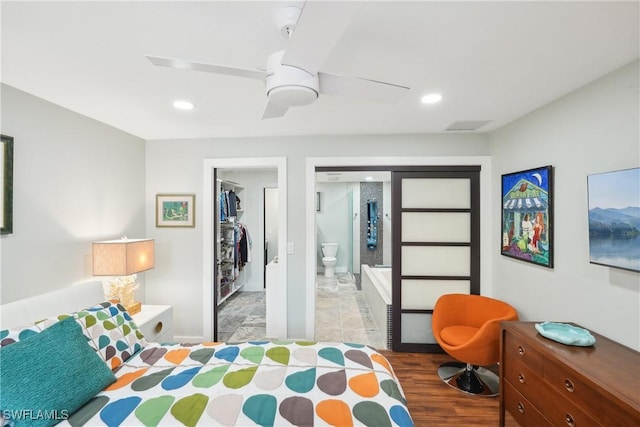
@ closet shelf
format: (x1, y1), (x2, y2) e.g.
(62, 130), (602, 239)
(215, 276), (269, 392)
(216, 178), (245, 307)
(218, 282), (244, 306)
(218, 179), (244, 192)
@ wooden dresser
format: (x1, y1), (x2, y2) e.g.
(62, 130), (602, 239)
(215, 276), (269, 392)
(500, 321), (640, 426)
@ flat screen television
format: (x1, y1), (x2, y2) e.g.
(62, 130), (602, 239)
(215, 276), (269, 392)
(587, 167), (640, 273)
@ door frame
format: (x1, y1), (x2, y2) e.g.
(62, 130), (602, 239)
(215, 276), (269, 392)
(305, 156), (492, 341)
(263, 186), (279, 288)
(203, 157), (288, 341)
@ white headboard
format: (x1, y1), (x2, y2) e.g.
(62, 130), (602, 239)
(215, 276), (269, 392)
(0, 281), (106, 329)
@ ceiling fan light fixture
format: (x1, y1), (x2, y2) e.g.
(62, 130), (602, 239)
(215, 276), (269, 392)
(421, 93), (443, 104)
(265, 50), (319, 107)
(268, 85), (318, 107)
(173, 100), (194, 110)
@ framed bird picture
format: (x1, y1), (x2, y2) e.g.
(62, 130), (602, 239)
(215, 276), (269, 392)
(501, 165), (554, 268)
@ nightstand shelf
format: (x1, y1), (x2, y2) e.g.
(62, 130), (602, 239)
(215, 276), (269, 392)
(133, 305), (173, 343)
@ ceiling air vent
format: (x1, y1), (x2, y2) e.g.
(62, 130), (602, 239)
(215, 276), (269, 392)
(445, 120), (492, 131)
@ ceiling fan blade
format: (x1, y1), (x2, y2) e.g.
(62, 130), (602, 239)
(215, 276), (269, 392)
(145, 55), (266, 80)
(319, 72), (410, 104)
(281, 2), (360, 75)
(262, 100), (289, 119)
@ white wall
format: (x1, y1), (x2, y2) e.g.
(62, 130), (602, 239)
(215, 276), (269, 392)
(0, 85), (146, 303)
(316, 181), (350, 273)
(316, 179), (392, 272)
(145, 134), (490, 340)
(490, 60), (640, 350)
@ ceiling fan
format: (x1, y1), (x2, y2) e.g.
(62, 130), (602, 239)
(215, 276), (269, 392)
(145, 2), (410, 119)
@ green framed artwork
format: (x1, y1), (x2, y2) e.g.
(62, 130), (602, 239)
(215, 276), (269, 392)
(156, 194), (195, 227)
(501, 165), (554, 268)
(1, 134), (14, 234)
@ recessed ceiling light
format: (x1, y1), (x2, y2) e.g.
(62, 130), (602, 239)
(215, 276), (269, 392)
(173, 100), (194, 110)
(365, 176), (373, 181)
(421, 93), (442, 104)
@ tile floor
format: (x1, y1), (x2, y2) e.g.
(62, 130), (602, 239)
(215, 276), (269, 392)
(217, 290), (266, 342)
(314, 273), (385, 349)
(216, 273), (385, 348)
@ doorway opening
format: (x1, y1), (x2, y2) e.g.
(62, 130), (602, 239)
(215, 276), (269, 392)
(202, 158), (287, 343)
(214, 169), (279, 342)
(314, 170), (391, 348)
(306, 158), (490, 352)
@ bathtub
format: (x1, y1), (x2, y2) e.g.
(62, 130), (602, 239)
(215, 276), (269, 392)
(361, 265), (392, 349)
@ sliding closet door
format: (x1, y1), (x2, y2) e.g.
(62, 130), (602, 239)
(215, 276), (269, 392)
(391, 168), (480, 352)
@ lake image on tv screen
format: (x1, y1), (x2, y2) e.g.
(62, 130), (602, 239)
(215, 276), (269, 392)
(587, 168), (640, 272)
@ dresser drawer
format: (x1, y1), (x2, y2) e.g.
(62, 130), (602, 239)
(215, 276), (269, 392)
(544, 358), (606, 424)
(504, 380), (552, 427)
(506, 357), (599, 426)
(504, 330), (543, 374)
(536, 386), (600, 427)
(504, 356), (548, 407)
(605, 402), (640, 427)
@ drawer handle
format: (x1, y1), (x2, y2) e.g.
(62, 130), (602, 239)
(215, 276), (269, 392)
(517, 345), (525, 356)
(564, 379), (575, 393)
(565, 413), (575, 427)
(516, 402), (525, 414)
(517, 372), (525, 383)
(155, 322), (163, 334)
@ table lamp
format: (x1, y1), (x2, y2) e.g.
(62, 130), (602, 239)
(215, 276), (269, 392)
(92, 238), (154, 315)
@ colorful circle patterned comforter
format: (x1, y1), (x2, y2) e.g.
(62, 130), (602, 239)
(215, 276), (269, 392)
(60, 340), (414, 426)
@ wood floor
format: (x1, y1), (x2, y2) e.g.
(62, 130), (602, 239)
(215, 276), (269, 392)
(381, 351), (519, 426)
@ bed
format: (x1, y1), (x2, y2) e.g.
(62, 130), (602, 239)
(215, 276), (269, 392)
(0, 282), (413, 426)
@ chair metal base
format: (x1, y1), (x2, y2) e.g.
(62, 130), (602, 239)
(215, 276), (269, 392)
(437, 361), (500, 396)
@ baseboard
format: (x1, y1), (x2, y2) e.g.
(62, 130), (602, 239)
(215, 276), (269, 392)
(174, 335), (307, 343)
(173, 335), (205, 343)
(317, 266), (349, 273)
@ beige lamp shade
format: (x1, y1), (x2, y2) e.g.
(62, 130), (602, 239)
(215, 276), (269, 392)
(92, 239), (155, 276)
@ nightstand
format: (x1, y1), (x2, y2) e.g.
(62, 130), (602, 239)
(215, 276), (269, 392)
(133, 305), (174, 343)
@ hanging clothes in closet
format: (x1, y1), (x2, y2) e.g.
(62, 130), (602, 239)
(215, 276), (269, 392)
(227, 190), (237, 217)
(220, 190), (238, 221)
(219, 192), (228, 222)
(234, 222), (252, 275)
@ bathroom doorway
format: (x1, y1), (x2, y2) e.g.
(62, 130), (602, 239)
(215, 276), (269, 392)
(309, 163), (485, 352)
(315, 171), (392, 283)
(314, 170), (391, 347)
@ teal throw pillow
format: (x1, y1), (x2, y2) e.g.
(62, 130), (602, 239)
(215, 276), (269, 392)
(0, 317), (116, 426)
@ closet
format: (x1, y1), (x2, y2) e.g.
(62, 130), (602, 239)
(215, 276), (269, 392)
(217, 179), (246, 305)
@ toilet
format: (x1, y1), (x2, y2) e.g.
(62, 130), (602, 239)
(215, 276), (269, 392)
(321, 243), (339, 278)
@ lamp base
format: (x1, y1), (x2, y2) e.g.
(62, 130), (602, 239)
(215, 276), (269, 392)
(125, 301), (142, 315)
